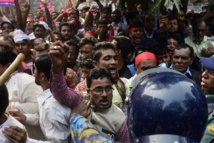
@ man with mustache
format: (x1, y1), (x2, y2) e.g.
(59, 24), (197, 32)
(171, 43), (197, 80)
(49, 41), (129, 142)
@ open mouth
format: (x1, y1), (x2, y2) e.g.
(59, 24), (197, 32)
(108, 67), (117, 76)
(100, 99), (109, 106)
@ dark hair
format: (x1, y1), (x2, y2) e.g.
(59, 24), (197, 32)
(59, 22), (73, 32)
(0, 45), (17, 66)
(93, 42), (116, 62)
(168, 15), (178, 22)
(128, 21), (143, 31)
(192, 19), (206, 31)
(96, 20), (108, 27)
(33, 23), (46, 31)
(81, 6), (90, 12)
(80, 58), (94, 69)
(0, 84), (9, 116)
(113, 36), (134, 62)
(173, 43), (194, 58)
(86, 67), (113, 88)
(101, 6), (112, 13)
(167, 33), (184, 44)
(35, 52), (52, 80)
(78, 36), (97, 49)
(65, 39), (79, 53)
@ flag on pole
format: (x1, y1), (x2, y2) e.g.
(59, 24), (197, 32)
(67, 0), (72, 8)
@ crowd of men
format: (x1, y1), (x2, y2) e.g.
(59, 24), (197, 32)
(0, 0), (214, 142)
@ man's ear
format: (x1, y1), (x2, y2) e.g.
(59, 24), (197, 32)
(92, 60), (98, 68)
(189, 58), (193, 65)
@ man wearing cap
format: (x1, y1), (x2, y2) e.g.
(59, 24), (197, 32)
(33, 21), (48, 39)
(13, 29), (34, 75)
(200, 56), (214, 143)
(129, 51), (157, 84)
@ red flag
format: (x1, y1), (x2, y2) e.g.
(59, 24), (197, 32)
(39, 0), (53, 14)
(67, 0), (72, 8)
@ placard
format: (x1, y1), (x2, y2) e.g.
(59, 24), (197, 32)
(0, 0), (15, 6)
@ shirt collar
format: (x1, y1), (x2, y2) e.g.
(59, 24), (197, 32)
(37, 89), (52, 107)
(170, 66), (192, 77)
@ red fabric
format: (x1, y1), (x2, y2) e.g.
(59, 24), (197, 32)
(18, 62), (32, 75)
(129, 27), (136, 32)
(108, 25), (114, 42)
(67, 0), (72, 8)
(39, 16), (46, 22)
(135, 52), (157, 66)
(157, 52), (169, 58)
(83, 31), (97, 38)
(39, 0), (53, 14)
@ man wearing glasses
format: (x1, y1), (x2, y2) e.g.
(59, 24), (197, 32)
(200, 55), (214, 143)
(48, 42), (129, 142)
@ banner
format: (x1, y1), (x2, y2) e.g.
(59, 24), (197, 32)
(39, 0), (53, 14)
(0, 0), (15, 6)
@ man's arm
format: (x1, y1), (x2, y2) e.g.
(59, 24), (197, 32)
(49, 42), (83, 109)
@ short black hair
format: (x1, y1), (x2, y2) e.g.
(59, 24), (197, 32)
(0, 84), (9, 116)
(101, 6), (112, 13)
(96, 20), (108, 27)
(78, 36), (97, 49)
(80, 58), (94, 69)
(93, 42), (116, 62)
(59, 22), (73, 32)
(173, 43), (194, 58)
(35, 52), (52, 80)
(167, 33), (184, 44)
(0, 45), (17, 66)
(65, 39), (79, 52)
(128, 21), (143, 31)
(113, 36), (134, 62)
(86, 67), (113, 88)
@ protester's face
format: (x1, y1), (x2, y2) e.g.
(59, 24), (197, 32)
(135, 60), (156, 75)
(167, 19), (178, 33)
(129, 28), (143, 45)
(178, 11), (185, 21)
(102, 11), (111, 20)
(1, 23), (13, 34)
(112, 11), (121, 23)
(144, 15), (155, 31)
(33, 38), (45, 50)
(51, 12), (58, 19)
(26, 20), (34, 30)
(60, 26), (72, 41)
(15, 41), (31, 57)
(79, 44), (93, 60)
(93, 49), (118, 78)
(201, 67), (214, 94)
(193, 22), (206, 40)
(69, 10), (78, 21)
(81, 66), (91, 80)
(167, 38), (178, 54)
(157, 54), (170, 65)
(34, 27), (46, 38)
(67, 45), (78, 65)
(172, 48), (193, 73)
(88, 77), (113, 111)
(96, 24), (108, 36)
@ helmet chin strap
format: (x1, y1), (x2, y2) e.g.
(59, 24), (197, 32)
(130, 68), (184, 90)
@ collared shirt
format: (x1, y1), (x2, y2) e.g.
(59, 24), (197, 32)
(170, 65), (192, 78)
(37, 89), (71, 143)
(50, 71), (130, 142)
(185, 35), (213, 57)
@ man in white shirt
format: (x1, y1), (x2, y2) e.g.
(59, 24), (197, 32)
(6, 52), (72, 143)
(0, 44), (45, 140)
